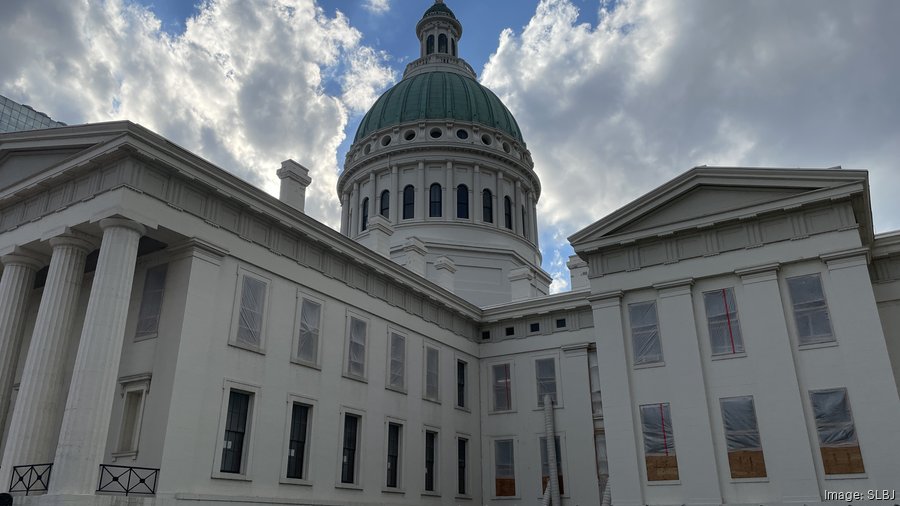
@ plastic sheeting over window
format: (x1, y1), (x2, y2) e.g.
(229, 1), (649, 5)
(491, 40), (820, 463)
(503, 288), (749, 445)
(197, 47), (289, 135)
(810, 388), (865, 474)
(629, 302), (663, 365)
(494, 439), (515, 497)
(237, 276), (266, 347)
(703, 288), (744, 355)
(720, 396), (767, 478)
(297, 299), (321, 363)
(539, 436), (564, 495)
(347, 317), (367, 377)
(588, 350), (603, 417)
(535, 358), (557, 407)
(492, 363), (512, 411)
(787, 274), (834, 344)
(425, 347), (440, 401)
(640, 403), (679, 481)
(389, 333), (405, 389)
(136, 264), (168, 337)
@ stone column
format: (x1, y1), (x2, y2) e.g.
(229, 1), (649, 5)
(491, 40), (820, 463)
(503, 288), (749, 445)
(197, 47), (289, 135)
(472, 166), (479, 222)
(514, 180), (522, 236)
(0, 249), (44, 447)
(1, 231), (94, 489)
(51, 218), (145, 495)
(445, 162), (453, 220)
(368, 172), (376, 220)
(340, 192), (350, 235)
(495, 172), (503, 229)
(350, 182), (360, 237)
(390, 166), (399, 224)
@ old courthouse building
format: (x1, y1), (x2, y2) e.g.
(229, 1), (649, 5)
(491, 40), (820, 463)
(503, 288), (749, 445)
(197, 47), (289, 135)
(1, 2), (899, 505)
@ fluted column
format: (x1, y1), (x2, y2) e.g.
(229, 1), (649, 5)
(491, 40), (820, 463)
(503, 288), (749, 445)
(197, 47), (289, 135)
(51, 218), (145, 495)
(1, 231), (94, 490)
(0, 250), (45, 448)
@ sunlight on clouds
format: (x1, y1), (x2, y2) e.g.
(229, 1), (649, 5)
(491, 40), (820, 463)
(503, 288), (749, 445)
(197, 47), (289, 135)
(362, 0), (390, 15)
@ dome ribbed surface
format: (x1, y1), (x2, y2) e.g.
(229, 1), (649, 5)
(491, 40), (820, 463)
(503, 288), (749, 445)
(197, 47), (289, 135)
(423, 2), (456, 19)
(354, 71), (524, 143)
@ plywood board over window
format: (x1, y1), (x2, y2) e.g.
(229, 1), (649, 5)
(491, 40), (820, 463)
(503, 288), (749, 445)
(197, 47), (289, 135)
(640, 403), (679, 481)
(810, 388), (865, 475)
(720, 396), (766, 478)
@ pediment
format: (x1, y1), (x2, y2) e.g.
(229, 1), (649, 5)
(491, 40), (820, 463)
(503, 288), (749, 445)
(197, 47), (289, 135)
(0, 148), (86, 192)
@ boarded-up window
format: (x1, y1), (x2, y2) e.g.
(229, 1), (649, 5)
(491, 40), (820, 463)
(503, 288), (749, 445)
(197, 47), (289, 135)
(494, 439), (515, 496)
(703, 288), (744, 355)
(539, 436), (564, 495)
(720, 396), (766, 478)
(492, 363), (512, 411)
(810, 388), (865, 475)
(297, 299), (321, 364)
(640, 403), (678, 481)
(787, 274), (834, 344)
(629, 302), (663, 365)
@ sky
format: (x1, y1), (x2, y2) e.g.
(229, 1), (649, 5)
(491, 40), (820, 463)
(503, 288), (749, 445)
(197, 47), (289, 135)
(2, 0), (899, 294)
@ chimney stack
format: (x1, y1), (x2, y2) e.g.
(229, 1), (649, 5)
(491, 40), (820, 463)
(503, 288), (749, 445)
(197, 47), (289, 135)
(276, 159), (312, 212)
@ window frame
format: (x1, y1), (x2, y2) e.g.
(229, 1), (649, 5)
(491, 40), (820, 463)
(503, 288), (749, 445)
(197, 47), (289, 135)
(343, 311), (370, 382)
(134, 263), (168, 340)
(489, 361), (516, 413)
(336, 407), (365, 488)
(534, 356), (560, 408)
(423, 427), (440, 494)
(456, 434), (470, 497)
(786, 273), (836, 346)
(360, 197), (369, 231)
(456, 184), (469, 219)
(492, 437), (518, 498)
(280, 394), (316, 486)
(808, 387), (865, 476)
(228, 268), (271, 354)
(212, 379), (260, 481)
(402, 185), (415, 220)
(291, 290), (324, 369)
(719, 395), (767, 479)
(380, 190), (390, 218)
(423, 344), (441, 403)
(429, 183), (442, 218)
(639, 402), (679, 482)
(385, 328), (407, 393)
(455, 358), (468, 411)
(504, 196), (513, 229)
(628, 300), (664, 366)
(702, 287), (746, 356)
(538, 434), (567, 497)
(384, 417), (405, 491)
(482, 189), (493, 223)
(112, 374), (151, 459)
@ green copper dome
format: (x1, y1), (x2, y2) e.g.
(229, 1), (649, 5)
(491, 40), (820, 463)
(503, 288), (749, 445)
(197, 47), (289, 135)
(423, 2), (456, 19)
(354, 71), (524, 143)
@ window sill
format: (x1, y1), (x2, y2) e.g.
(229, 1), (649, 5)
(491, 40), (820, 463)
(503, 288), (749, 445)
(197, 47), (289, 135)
(646, 479), (680, 486)
(228, 340), (266, 356)
(454, 405), (471, 413)
(290, 358), (320, 370)
(492, 495), (521, 500)
(533, 403), (563, 411)
(134, 332), (158, 342)
(489, 409), (517, 415)
(423, 397), (441, 405)
(342, 373), (368, 384)
(455, 494), (473, 501)
(824, 473), (867, 480)
(382, 487), (405, 494)
(633, 361), (666, 370)
(730, 477), (768, 483)
(212, 471), (252, 482)
(420, 490), (441, 497)
(711, 352), (747, 361)
(279, 477), (312, 487)
(798, 340), (839, 351)
(334, 483), (363, 491)
(385, 385), (407, 395)
(111, 451), (138, 461)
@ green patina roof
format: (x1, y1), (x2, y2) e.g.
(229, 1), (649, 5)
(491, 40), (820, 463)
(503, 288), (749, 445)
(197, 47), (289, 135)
(354, 71), (524, 143)
(423, 2), (456, 19)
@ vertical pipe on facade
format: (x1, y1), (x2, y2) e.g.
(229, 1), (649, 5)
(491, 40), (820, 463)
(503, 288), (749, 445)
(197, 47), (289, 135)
(543, 394), (561, 505)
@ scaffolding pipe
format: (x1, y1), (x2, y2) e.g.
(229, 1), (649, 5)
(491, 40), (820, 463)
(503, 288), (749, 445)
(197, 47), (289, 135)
(543, 393), (562, 505)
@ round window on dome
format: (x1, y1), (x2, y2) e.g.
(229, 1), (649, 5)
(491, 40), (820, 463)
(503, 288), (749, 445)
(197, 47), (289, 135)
(481, 134), (492, 145)
(502, 142), (511, 154)
(429, 128), (443, 139)
(364, 144), (371, 155)
(381, 135), (392, 147)
(456, 129), (469, 140)
(404, 130), (416, 141)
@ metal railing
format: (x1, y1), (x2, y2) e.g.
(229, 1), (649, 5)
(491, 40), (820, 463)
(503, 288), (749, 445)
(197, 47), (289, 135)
(96, 464), (159, 496)
(8, 464), (52, 495)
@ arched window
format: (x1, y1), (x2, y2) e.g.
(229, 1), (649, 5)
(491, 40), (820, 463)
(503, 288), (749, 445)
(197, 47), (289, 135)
(429, 183), (442, 217)
(426, 35), (434, 55)
(522, 205), (527, 239)
(361, 198), (369, 231)
(482, 189), (493, 223)
(403, 185), (415, 219)
(504, 196), (512, 230)
(451, 38), (457, 57)
(438, 34), (448, 54)
(457, 185), (469, 219)
(380, 190), (390, 217)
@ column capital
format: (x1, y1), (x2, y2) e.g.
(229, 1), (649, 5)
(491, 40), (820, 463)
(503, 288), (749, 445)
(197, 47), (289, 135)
(0, 247), (46, 270)
(45, 228), (97, 252)
(99, 217), (146, 236)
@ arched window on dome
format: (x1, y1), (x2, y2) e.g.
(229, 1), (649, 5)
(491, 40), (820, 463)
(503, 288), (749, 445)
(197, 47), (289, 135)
(438, 34), (448, 54)
(361, 198), (369, 231)
(430, 183), (442, 217)
(426, 35), (434, 55)
(380, 190), (390, 218)
(482, 189), (493, 223)
(504, 196), (512, 230)
(451, 38), (457, 57)
(403, 185), (415, 219)
(522, 205), (527, 239)
(457, 185), (469, 219)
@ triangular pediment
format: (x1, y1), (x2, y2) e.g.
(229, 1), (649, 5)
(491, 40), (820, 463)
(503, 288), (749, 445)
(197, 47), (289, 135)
(570, 167), (870, 251)
(0, 148), (86, 192)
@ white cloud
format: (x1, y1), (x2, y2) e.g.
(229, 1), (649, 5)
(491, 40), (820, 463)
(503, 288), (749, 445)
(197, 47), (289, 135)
(482, 0), (900, 288)
(362, 0), (390, 15)
(0, 0), (396, 228)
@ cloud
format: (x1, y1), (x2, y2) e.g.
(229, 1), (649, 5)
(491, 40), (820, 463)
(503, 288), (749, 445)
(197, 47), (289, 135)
(0, 0), (396, 228)
(362, 0), (390, 15)
(481, 0), (900, 288)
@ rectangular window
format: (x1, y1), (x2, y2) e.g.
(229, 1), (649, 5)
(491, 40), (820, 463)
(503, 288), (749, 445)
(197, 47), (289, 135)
(456, 360), (467, 409)
(296, 298), (321, 364)
(236, 275), (267, 347)
(539, 436), (565, 495)
(720, 396), (766, 478)
(588, 350), (603, 417)
(529, 322), (540, 333)
(494, 439), (516, 497)
(457, 437), (468, 495)
(221, 390), (251, 474)
(535, 358), (557, 407)
(116, 387), (147, 454)
(555, 318), (567, 329)
(810, 388), (864, 475)
(341, 413), (361, 484)
(703, 288), (745, 355)
(505, 326), (515, 337)
(135, 264), (167, 338)
(424, 347), (440, 402)
(286, 404), (310, 479)
(492, 363), (512, 411)
(424, 430), (438, 492)
(787, 274), (835, 344)
(346, 316), (367, 379)
(386, 422), (402, 488)
(629, 301), (663, 365)
(640, 403), (678, 481)
(388, 332), (406, 390)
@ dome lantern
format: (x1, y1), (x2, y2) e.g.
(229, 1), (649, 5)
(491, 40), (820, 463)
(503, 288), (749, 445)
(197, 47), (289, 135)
(416, 0), (462, 60)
